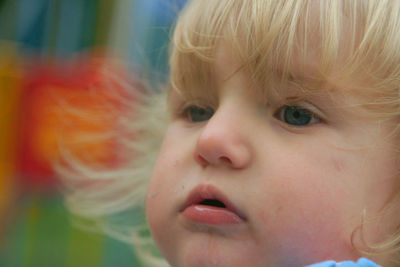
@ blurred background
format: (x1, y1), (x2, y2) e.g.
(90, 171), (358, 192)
(0, 0), (186, 266)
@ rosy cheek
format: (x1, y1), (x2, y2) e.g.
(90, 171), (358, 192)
(146, 154), (170, 219)
(256, 179), (358, 263)
(146, 179), (161, 228)
(146, 168), (172, 250)
(331, 157), (346, 173)
(146, 144), (186, 229)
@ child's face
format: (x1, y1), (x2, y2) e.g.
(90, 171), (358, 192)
(146, 44), (400, 266)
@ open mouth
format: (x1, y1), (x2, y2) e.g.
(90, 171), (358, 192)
(199, 199), (226, 208)
(181, 184), (246, 225)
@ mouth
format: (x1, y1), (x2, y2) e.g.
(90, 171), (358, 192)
(180, 184), (246, 225)
(198, 199), (226, 208)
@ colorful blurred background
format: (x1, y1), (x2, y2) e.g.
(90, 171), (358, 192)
(0, 0), (186, 266)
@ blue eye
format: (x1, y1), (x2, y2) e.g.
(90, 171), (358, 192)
(186, 106), (214, 122)
(278, 105), (320, 126)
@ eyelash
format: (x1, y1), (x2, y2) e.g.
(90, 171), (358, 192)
(179, 103), (322, 127)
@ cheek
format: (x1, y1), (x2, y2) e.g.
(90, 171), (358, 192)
(145, 130), (192, 255)
(258, 182), (358, 262)
(145, 155), (178, 256)
(146, 160), (166, 233)
(146, 128), (186, 202)
(331, 157), (346, 173)
(252, 152), (361, 262)
(145, 139), (176, 236)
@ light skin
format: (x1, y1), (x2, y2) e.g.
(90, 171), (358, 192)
(146, 41), (400, 267)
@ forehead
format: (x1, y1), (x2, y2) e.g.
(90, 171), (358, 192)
(171, 0), (399, 107)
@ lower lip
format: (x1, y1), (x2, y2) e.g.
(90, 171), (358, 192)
(182, 205), (243, 225)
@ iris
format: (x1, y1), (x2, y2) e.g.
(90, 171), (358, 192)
(282, 106), (314, 126)
(187, 106), (214, 122)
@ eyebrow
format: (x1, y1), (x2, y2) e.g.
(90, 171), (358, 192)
(286, 68), (327, 84)
(286, 68), (333, 97)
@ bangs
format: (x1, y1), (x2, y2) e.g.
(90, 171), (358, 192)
(170, 0), (310, 100)
(170, 0), (400, 115)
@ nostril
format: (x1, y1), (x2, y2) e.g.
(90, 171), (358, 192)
(197, 154), (208, 167)
(219, 156), (232, 165)
(195, 154), (234, 167)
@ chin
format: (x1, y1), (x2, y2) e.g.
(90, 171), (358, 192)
(163, 236), (266, 267)
(178, 251), (254, 267)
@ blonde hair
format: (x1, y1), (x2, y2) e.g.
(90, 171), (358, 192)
(59, 0), (400, 265)
(56, 67), (169, 266)
(171, 0), (400, 120)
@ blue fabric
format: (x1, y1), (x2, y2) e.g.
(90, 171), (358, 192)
(306, 258), (381, 267)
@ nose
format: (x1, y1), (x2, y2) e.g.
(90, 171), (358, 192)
(194, 107), (252, 169)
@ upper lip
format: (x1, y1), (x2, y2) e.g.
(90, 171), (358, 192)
(180, 184), (247, 221)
